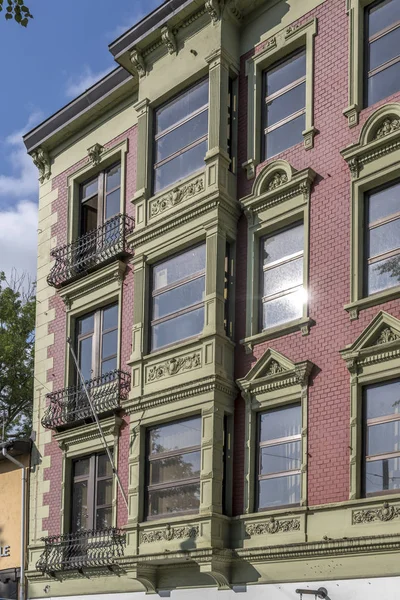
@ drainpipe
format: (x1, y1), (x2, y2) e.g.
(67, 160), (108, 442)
(1, 446), (27, 600)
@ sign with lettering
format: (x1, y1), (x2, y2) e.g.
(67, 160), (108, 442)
(0, 546), (10, 557)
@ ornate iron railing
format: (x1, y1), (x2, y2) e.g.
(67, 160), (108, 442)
(47, 214), (135, 287)
(36, 528), (126, 575)
(41, 370), (130, 430)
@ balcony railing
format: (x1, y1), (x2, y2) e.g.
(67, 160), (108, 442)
(47, 213), (135, 288)
(36, 528), (126, 575)
(41, 370), (130, 430)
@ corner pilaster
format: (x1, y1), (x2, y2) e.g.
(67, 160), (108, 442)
(133, 98), (151, 228)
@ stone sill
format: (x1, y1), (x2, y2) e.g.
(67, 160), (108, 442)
(241, 316), (314, 352)
(345, 286), (400, 320)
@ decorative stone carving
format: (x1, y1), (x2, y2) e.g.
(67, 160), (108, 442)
(150, 177), (204, 217)
(161, 26), (177, 54)
(267, 172), (288, 191)
(348, 157), (359, 179)
(266, 360), (285, 376)
(31, 148), (51, 184)
(205, 0), (221, 22)
(375, 327), (400, 345)
(147, 352), (201, 382)
(130, 49), (146, 78)
(246, 517), (300, 536)
(352, 502), (400, 524)
(374, 117), (400, 140)
(141, 524), (199, 544)
(87, 143), (104, 166)
(225, 0), (242, 22)
(286, 23), (301, 36)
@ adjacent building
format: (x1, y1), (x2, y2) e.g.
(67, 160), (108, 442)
(0, 439), (31, 600)
(24, 0), (400, 599)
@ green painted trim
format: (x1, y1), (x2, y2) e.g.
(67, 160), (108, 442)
(344, 0), (378, 127)
(240, 160), (315, 343)
(340, 310), (400, 500)
(67, 139), (128, 245)
(341, 102), (400, 313)
(237, 349), (313, 514)
(244, 17), (317, 176)
(55, 416), (123, 532)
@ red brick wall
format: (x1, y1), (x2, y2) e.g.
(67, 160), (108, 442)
(43, 125), (137, 535)
(233, 0), (400, 514)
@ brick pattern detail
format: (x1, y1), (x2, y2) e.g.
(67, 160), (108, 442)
(42, 126), (137, 535)
(234, 0), (400, 513)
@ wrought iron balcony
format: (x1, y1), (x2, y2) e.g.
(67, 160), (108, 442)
(36, 528), (126, 575)
(41, 370), (130, 430)
(47, 213), (135, 288)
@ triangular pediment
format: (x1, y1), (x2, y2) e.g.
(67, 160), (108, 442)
(238, 349), (294, 386)
(341, 311), (400, 356)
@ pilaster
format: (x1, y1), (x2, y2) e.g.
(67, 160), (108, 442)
(133, 98), (151, 228)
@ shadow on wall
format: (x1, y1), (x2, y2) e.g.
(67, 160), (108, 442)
(243, 0), (290, 47)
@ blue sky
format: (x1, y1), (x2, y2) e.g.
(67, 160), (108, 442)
(0, 0), (163, 282)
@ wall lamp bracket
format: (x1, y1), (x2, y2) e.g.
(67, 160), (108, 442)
(296, 588), (328, 599)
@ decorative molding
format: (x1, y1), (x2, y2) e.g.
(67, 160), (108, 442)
(161, 25), (177, 55)
(31, 148), (51, 184)
(352, 502), (400, 525)
(266, 359), (285, 376)
(146, 352), (201, 383)
(375, 326), (400, 345)
(87, 143), (104, 166)
(205, 0), (221, 22)
(267, 172), (288, 190)
(149, 176), (205, 218)
(54, 416), (122, 455)
(374, 117), (400, 140)
(130, 49), (146, 78)
(141, 524), (199, 544)
(225, 0), (243, 23)
(242, 158), (256, 180)
(246, 517), (301, 536)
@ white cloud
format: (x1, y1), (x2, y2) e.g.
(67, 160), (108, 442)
(0, 201), (38, 282)
(65, 65), (114, 98)
(0, 111), (42, 198)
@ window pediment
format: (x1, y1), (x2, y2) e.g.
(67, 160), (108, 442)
(341, 311), (400, 370)
(240, 160), (315, 218)
(237, 348), (313, 398)
(342, 103), (400, 179)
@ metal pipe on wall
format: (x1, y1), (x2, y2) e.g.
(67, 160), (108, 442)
(1, 446), (27, 600)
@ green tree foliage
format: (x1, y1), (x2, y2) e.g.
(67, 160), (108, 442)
(0, 271), (35, 440)
(0, 0), (33, 26)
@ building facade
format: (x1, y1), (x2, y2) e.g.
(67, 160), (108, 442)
(24, 0), (400, 598)
(0, 439), (31, 600)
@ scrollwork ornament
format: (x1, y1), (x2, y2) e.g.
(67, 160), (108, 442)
(130, 49), (146, 78)
(147, 352), (201, 382)
(266, 359), (285, 376)
(352, 502), (400, 524)
(348, 157), (359, 179)
(267, 172), (288, 191)
(87, 143), (104, 166)
(205, 0), (221, 22)
(374, 117), (400, 140)
(31, 148), (51, 184)
(150, 177), (204, 217)
(246, 517), (300, 536)
(375, 327), (400, 345)
(141, 524), (199, 544)
(161, 26), (177, 54)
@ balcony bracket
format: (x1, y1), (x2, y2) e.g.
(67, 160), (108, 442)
(198, 556), (231, 590)
(127, 565), (158, 595)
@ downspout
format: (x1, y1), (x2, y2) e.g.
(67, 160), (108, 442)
(2, 447), (27, 600)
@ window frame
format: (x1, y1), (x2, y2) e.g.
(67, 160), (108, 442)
(240, 160), (314, 350)
(149, 243), (206, 352)
(79, 161), (122, 236)
(243, 18), (317, 180)
(71, 452), (113, 533)
(152, 77), (209, 195)
(256, 404), (302, 511)
(259, 221), (305, 333)
(261, 49), (307, 161)
(75, 302), (119, 383)
(145, 415), (202, 521)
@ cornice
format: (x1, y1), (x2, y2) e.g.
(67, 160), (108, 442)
(124, 375), (237, 413)
(54, 415), (123, 451)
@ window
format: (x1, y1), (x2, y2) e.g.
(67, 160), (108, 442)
(224, 242), (233, 338)
(257, 404), (301, 510)
(80, 163), (121, 236)
(71, 453), (113, 532)
(227, 77), (237, 173)
(260, 222), (305, 330)
(365, 181), (400, 296)
(365, 0), (400, 107)
(153, 78), (209, 193)
(146, 416), (201, 519)
(363, 379), (400, 496)
(150, 245), (206, 351)
(76, 303), (118, 382)
(262, 50), (306, 160)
